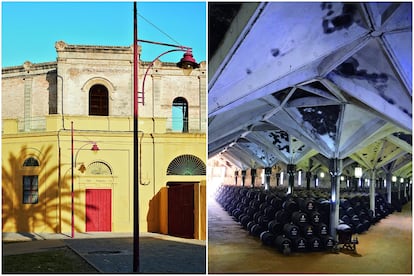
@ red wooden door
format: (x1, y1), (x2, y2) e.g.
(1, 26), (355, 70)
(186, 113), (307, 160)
(85, 189), (112, 232)
(168, 183), (194, 238)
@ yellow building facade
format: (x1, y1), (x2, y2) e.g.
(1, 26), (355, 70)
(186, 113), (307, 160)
(2, 41), (206, 240)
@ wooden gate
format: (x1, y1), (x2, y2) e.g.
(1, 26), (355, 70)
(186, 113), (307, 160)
(168, 183), (194, 238)
(85, 189), (112, 232)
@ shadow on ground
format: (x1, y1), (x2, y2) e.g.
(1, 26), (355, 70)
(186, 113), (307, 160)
(65, 237), (206, 273)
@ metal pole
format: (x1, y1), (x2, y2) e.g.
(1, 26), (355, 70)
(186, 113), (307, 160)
(133, 2), (140, 273)
(329, 158), (342, 239)
(370, 170), (376, 217)
(71, 121), (74, 238)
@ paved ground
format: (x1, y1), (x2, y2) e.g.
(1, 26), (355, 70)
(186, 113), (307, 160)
(3, 232), (206, 273)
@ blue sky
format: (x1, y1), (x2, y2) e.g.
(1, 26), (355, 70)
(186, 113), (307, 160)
(1, 1), (206, 67)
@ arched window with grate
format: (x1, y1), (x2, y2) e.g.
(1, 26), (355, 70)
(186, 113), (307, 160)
(23, 157), (40, 167)
(86, 161), (112, 175)
(167, 154), (206, 175)
(22, 157), (40, 204)
(172, 97), (188, 132)
(89, 84), (109, 116)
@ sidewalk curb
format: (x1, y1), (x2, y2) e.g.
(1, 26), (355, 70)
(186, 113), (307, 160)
(64, 243), (103, 273)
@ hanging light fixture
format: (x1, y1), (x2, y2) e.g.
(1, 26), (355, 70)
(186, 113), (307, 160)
(177, 49), (199, 69)
(91, 143), (99, 152)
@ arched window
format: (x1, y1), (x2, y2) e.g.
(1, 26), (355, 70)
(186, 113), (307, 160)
(22, 157), (39, 204)
(23, 157), (39, 167)
(89, 84), (109, 116)
(86, 161), (112, 175)
(172, 97), (188, 132)
(167, 154), (206, 175)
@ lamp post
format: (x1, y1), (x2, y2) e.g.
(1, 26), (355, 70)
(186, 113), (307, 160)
(71, 121), (99, 238)
(132, 2), (199, 273)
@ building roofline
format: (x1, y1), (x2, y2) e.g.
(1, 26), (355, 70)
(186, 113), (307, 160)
(2, 61), (57, 73)
(55, 40), (132, 53)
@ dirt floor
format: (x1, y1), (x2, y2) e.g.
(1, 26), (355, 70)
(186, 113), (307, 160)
(208, 195), (412, 274)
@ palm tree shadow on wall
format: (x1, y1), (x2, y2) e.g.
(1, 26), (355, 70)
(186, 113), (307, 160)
(2, 144), (94, 234)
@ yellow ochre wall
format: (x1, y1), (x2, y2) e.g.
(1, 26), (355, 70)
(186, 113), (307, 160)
(2, 116), (206, 239)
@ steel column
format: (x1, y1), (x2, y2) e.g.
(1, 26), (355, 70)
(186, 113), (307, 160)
(370, 170), (376, 217)
(264, 167), (271, 190)
(386, 172), (392, 204)
(287, 164), (296, 194)
(251, 169), (256, 188)
(329, 158), (342, 239)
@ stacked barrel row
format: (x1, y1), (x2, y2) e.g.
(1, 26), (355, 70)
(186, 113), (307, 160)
(216, 185), (400, 254)
(216, 185), (335, 254)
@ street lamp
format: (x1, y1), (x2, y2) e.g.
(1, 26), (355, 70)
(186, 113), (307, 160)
(138, 39), (199, 105)
(132, 2), (199, 273)
(71, 121), (99, 238)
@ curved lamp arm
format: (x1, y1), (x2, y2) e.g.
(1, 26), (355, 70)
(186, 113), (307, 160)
(74, 142), (99, 167)
(140, 48), (187, 105)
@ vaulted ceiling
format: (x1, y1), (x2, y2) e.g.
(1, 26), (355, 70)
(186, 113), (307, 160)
(208, 2), (412, 178)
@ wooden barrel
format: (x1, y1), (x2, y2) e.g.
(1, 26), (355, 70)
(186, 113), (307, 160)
(300, 223), (314, 238)
(231, 208), (243, 220)
(250, 223), (264, 237)
(240, 215), (252, 228)
(300, 198), (316, 212)
(260, 230), (276, 246)
(259, 202), (269, 212)
(270, 197), (283, 210)
(308, 211), (321, 225)
(307, 236), (322, 251)
(268, 220), (283, 235)
(274, 235), (292, 254)
(256, 192), (266, 203)
(292, 236), (308, 252)
(247, 221), (256, 233)
(265, 194), (276, 204)
(291, 211), (308, 226)
(321, 235), (335, 250)
(264, 206), (277, 218)
(257, 215), (270, 228)
(314, 222), (329, 236)
(283, 199), (299, 215)
(283, 223), (299, 239)
(275, 210), (289, 224)
(346, 206), (356, 217)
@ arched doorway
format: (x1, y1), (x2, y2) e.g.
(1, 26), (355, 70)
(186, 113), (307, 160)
(166, 155), (206, 238)
(84, 161), (113, 232)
